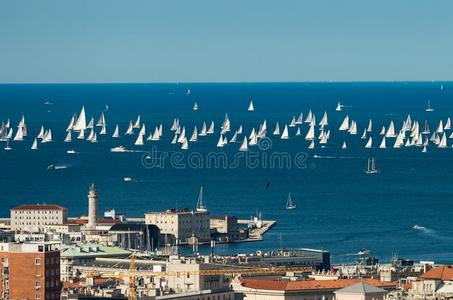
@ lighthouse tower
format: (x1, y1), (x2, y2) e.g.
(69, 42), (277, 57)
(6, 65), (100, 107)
(87, 183), (97, 229)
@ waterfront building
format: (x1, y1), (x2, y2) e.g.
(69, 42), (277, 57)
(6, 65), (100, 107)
(209, 215), (240, 242)
(10, 204), (68, 233)
(145, 209), (210, 244)
(0, 242), (61, 299)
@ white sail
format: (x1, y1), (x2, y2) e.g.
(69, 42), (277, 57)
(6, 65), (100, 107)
(339, 116), (349, 131)
(422, 120), (430, 134)
(380, 126), (386, 135)
(239, 136), (248, 152)
(445, 118), (451, 130)
(341, 141), (347, 149)
(207, 121), (215, 134)
(13, 127), (24, 141)
(181, 138), (188, 150)
(422, 145), (427, 153)
(134, 115), (141, 128)
(42, 129), (52, 143)
(365, 137), (372, 148)
(296, 127), (301, 136)
(99, 124), (107, 135)
(31, 138), (38, 150)
(158, 124), (163, 136)
(286, 192), (296, 210)
(217, 135), (225, 147)
(189, 126), (198, 142)
(112, 125), (120, 138)
(237, 125), (243, 135)
(289, 116), (296, 128)
(86, 129), (94, 141)
(305, 125), (315, 141)
(151, 127), (160, 141)
(126, 121), (134, 135)
(64, 131), (72, 143)
(281, 125), (289, 140)
(171, 134), (178, 144)
(386, 121), (396, 137)
(196, 186), (207, 212)
(367, 119), (372, 132)
(134, 132), (144, 146)
(360, 129), (367, 140)
(171, 118), (178, 131)
(200, 122), (207, 136)
(37, 126), (45, 139)
(4, 139), (11, 151)
(308, 140), (315, 149)
(437, 120), (444, 133)
(96, 112), (106, 127)
(249, 129), (257, 146)
(66, 114), (76, 132)
(177, 127), (186, 143)
(6, 128), (13, 139)
(379, 137), (386, 149)
(438, 133), (447, 148)
(336, 102), (342, 111)
(248, 100), (254, 112)
(273, 122), (280, 135)
(230, 131), (238, 143)
(319, 112), (328, 126)
(193, 102), (199, 111)
(348, 121), (357, 135)
(426, 100), (434, 112)
(305, 110), (313, 123)
(72, 106), (87, 132)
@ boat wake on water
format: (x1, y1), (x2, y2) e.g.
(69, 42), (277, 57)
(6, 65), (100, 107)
(412, 224), (433, 233)
(47, 164), (72, 170)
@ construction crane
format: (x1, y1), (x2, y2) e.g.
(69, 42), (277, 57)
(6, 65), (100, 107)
(94, 253), (313, 300)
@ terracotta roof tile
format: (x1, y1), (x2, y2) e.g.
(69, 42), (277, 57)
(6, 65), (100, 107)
(240, 278), (397, 291)
(420, 265), (453, 281)
(12, 204), (67, 211)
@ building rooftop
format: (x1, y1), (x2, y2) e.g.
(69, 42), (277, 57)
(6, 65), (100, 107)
(239, 278), (397, 291)
(60, 243), (131, 258)
(420, 265), (453, 281)
(11, 204), (67, 211)
(335, 281), (386, 294)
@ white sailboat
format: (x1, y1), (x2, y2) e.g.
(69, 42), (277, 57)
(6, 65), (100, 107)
(193, 102), (199, 111)
(365, 137), (373, 149)
(207, 121), (215, 134)
(66, 114), (76, 132)
(86, 129), (94, 141)
(151, 127), (160, 141)
(64, 131), (72, 143)
(237, 125), (243, 135)
(305, 110), (313, 123)
(379, 137), (386, 149)
(386, 121), (396, 137)
(31, 138), (38, 150)
(133, 115), (141, 128)
(273, 122), (280, 135)
(189, 126), (198, 142)
(296, 127), (301, 136)
(437, 120), (444, 133)
(319, 112), (328, 127)
(196, 186), (207, 212)
(239, 137), (248, 152)
(134, 132), (144, 146)
(87, 117), (94, 129)
(305, 125), (315, 141)
(295, 113), (303, 125)
(217, 135), (225, 148)
(37, 126), (45, 139)
(286, 193), (296, 210)
(367, 119), (372, 132)
(365, 158), (379, 174)
(177, 127), (186, 143)
(360, 129), (367, 140)
(289, 116), (296, 127)
(4, 139), (11, 151)
(425, 100), (434, 112)
(380, 126), (386, 136)
(13, 126), (24, 141)
(91, 133), (98, 143)
(348, 121), (357, 135)
(248, 100), (254, 112)
(422, 121), (430, 134)
(229, 131), (238, 143)
(171, 134), (178, 144)
(126, 121), (134, 135)
(200, 122), (207, 136)
(77, 129), (85, 140)
(96, 112), (106, 127)
(72, 106), (87, 132)
(341, 141), (347, 149)
(281, 125), (289, 140)
(445, 118), (451, 130)
(438, 133), (447, 148)
(339, 116), (349, 131)
(336, 102), (342, 111)
(181, 138), (189, 150)
(308, 140), (315, 149)
(112, 125), (120, 138)
(41, 129), (52, 143)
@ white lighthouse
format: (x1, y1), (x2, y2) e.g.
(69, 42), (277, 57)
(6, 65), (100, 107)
(87, 183), (97, 229)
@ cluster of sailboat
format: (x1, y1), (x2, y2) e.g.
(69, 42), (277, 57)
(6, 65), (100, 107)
(0, 100), (449, 153)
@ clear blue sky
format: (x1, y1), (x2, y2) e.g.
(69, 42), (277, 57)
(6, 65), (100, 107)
(1, 0), (453, 83)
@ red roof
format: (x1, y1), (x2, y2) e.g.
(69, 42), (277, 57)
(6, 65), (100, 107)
(240, 278), (397, 291)
(420, 265), (453, 281)
(11, 204), (67, 211)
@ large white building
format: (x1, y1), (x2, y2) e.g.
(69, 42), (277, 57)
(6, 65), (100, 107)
(145, 209), (210, 244)
(10, 204), (68, 233)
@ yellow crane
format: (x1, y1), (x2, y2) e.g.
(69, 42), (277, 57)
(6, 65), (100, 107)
(96, 253), (312, 300)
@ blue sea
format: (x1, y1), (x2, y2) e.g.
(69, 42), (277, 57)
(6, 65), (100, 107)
(1, 82), (453, 264)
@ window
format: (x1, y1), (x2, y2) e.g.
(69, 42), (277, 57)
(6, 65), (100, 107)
(35, 293), (41, 299)
(35, 258), (41, 265)
(35, 281), (41, 289)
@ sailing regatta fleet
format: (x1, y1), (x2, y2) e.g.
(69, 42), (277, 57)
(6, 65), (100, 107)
(0, 100), (450, 153)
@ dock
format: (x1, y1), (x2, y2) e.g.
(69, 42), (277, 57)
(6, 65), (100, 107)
(237, 219), (276, 242)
